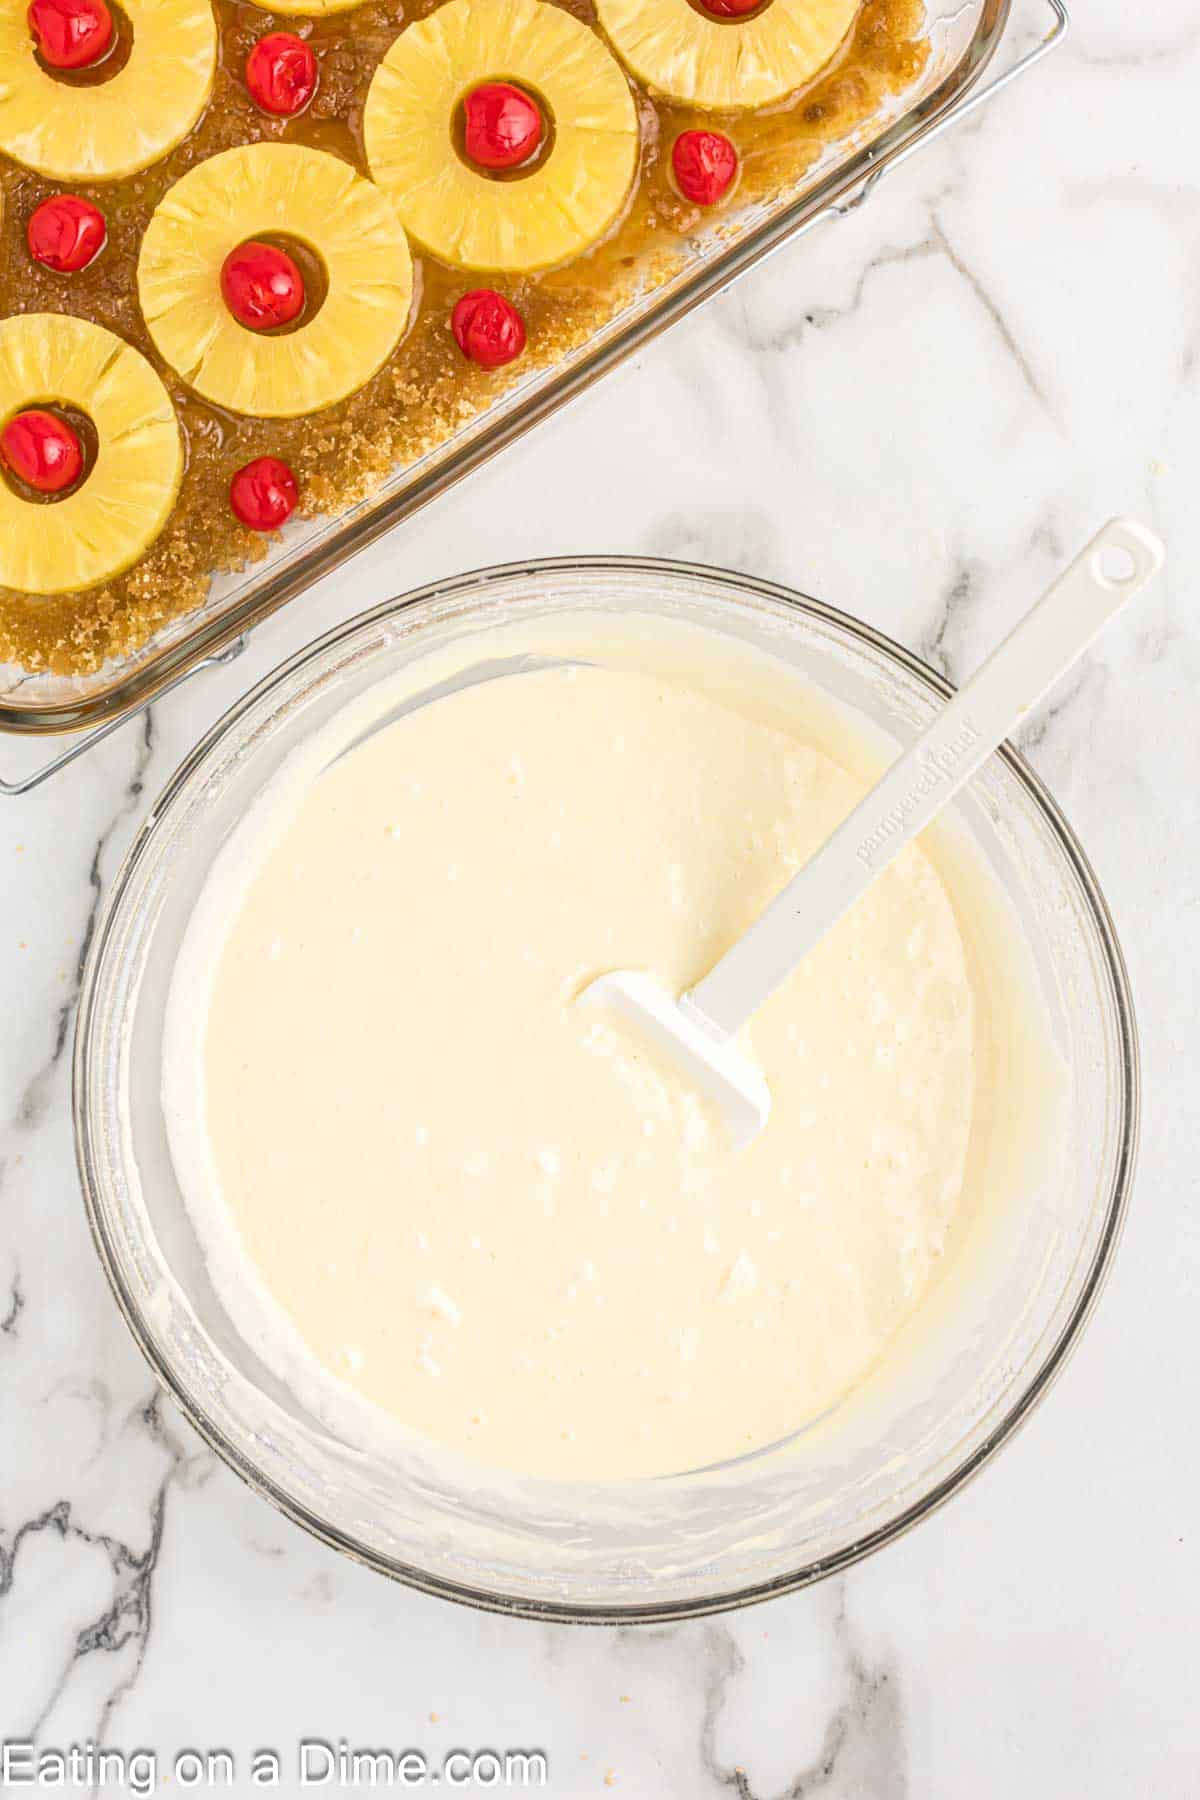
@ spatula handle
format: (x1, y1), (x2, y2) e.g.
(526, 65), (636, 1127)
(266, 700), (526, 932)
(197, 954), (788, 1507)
(683, 518), (1165, 1041)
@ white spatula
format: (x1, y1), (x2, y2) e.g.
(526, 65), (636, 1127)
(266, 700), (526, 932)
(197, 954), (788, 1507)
(580, 518), (1165, 1146)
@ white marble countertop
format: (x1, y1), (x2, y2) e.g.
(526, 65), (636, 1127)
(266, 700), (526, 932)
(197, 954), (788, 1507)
(2, 1), (1197, 1792)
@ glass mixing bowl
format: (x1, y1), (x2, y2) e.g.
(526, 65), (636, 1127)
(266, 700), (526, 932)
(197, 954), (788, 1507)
(74, 558), (1138, 1622)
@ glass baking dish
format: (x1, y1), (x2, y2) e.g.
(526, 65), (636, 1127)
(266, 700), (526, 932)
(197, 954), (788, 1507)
(0, 0), (1068, 766)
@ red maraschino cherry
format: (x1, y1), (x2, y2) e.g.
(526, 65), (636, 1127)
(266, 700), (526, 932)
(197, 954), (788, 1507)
(462, 82), (543, 171)
(27, 194), (106, 271)
(451, 290), (527, 370)
(221, 241), (305, 331)
(229, 456), (298, 531)
(245, 32), (318, 117)
(27, 0), (114, 70)
(672, 129), (739, 206)
(700, 0), (762, 15)
(1, 409), (83, 494)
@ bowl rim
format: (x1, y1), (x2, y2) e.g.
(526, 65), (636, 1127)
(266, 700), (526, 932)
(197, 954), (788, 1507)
(73, 553), (1140, 1625)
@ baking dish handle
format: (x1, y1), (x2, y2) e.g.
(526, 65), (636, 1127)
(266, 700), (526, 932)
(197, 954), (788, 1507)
(0, 636), (247, 798)
(825, 0), (1070, 220)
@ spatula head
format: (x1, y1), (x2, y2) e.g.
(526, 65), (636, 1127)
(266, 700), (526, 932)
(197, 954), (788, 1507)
(578, 970), (771, 1149)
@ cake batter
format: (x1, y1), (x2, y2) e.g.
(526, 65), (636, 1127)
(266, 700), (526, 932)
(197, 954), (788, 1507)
(167, 647), (996, 1480)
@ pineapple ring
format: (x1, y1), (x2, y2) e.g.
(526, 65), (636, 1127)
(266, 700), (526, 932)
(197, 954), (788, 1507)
(137, 144), (414, 419)
(595, 0), (859, 111)
(364, 0), (639, 274)
(0, 0), (217, 182)
(0, 315), (183, 597)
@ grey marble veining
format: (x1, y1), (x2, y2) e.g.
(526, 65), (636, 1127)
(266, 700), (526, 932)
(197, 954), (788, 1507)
(3, 0), (1199, 1792)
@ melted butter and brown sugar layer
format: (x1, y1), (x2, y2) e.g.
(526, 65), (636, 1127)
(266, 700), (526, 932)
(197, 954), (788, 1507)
(0, 0), (925, 675)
